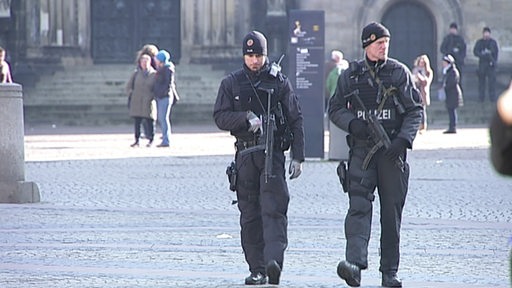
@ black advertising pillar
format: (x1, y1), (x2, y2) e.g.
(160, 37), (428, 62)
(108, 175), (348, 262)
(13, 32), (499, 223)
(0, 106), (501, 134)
(288, 10), (325, 158)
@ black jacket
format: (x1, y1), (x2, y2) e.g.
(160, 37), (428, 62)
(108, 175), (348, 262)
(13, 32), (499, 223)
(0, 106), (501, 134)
(443, 65), (463, 109)
(213, 63), (305, 162)
(328, 57), (423, 148)
(473, 38), (499, 67)
(440, 34), (467, 66)
(153, 63), (176, 100)
(490, 110), (512, 176)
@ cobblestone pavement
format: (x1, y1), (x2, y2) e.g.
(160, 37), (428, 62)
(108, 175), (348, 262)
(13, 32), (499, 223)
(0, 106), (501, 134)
(0, 124), (510, 287)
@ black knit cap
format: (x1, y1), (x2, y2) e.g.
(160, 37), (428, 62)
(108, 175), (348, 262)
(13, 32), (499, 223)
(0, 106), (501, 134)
(449, 22), (458, 29)
(483, 27), (491, 33)
(242, 31), (267, 56)
(361, 22), (390, 48)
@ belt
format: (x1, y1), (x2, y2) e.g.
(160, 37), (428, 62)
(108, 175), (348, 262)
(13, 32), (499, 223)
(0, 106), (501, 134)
(235, 139), (258, 151)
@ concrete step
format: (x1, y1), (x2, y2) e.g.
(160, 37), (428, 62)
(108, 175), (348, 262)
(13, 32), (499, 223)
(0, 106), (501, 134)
(23, 63), (225, 125)
(24, 63), (224, 103)
(426, 100), (495, 125)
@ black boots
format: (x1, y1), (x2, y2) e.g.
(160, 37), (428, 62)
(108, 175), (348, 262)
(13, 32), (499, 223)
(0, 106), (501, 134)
(382, 272), (402, 287)
(337, 260), (402, 287)
(337, 260), (361, 287)
(244, 260), (281, 285)
(266, 260), (281, 285)
(244, 272), (266, 285)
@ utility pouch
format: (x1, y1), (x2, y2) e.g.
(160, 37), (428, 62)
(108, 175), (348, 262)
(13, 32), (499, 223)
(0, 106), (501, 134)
(226, 161), (237, 192)
(336, 161), (349, 193)
(279, 127), (293, 151)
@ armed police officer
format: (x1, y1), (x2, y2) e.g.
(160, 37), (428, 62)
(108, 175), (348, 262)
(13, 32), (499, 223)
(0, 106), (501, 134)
(329, 22), (422, 287)
(213, 31), (305, 285)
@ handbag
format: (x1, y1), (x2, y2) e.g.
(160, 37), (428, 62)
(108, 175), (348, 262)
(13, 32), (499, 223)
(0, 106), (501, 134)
(437, 88), (446, 101)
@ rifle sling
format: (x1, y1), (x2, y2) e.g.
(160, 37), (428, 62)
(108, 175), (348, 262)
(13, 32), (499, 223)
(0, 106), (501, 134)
(362, 140), (383, 170)
(364, 60), (398, 113)
(358, 61), (391, 170)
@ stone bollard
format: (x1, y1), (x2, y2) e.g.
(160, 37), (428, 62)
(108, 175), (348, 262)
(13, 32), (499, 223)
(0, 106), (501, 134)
(0, 83), (40, 203)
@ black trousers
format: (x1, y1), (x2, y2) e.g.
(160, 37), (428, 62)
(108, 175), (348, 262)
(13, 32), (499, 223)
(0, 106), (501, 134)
(234, 149), (289, 275)
(447, 107), (458, 131)
(478, 65), (497, 102)
(345, 141), (409, 273)
(133, 117), (154, 142)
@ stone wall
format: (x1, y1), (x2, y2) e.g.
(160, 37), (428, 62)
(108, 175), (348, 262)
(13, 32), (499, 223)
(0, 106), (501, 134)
(299, 0), (512, 67)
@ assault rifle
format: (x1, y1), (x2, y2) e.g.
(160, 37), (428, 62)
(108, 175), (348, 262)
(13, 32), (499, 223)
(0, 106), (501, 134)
(261, 87), (276, 183)
(345, 89), (405, 172)
(238, 87), (276, 183)
(238, 55), (285, 183)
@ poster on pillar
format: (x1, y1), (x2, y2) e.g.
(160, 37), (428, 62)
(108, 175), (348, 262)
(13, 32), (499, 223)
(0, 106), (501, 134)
(288, 10), (325, 158)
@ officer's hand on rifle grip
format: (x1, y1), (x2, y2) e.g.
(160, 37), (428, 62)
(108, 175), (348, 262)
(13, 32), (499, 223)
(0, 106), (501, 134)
(247, 111), (262, 133)
(288, 160), (302, 180)
(349, 119), (370, 140)
(384, 138), (408, 161)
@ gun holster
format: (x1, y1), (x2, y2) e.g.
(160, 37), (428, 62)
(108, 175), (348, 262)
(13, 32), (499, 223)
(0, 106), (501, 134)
(226, 161), (237, 192)
(336, 161), (349, 193)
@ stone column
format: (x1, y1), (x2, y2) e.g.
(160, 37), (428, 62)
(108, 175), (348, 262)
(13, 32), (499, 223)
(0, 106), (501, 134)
(0, 83), (40, 203)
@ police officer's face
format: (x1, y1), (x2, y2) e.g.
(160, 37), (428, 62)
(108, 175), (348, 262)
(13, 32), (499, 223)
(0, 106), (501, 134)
(365, 37), (389, 62)
(244, 54), (265, 72)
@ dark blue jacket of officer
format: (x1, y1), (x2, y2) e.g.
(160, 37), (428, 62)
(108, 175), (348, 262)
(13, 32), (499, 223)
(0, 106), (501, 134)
(213, 31), (304, 285)
(329, 22), (422, 288)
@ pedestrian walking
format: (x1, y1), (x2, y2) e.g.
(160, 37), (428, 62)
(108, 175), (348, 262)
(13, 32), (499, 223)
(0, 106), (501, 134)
(0, 46), (13, 83)
(473, 27), (499, 102)
(326, 50), (349, 98)
(213, 30), (305, 285)
(412, 54), (433, 133)
(328, 22), (423, 287)
(441, 54), (463, 134)
(152, 49), (177, 148)
(126, 54), (157, 147)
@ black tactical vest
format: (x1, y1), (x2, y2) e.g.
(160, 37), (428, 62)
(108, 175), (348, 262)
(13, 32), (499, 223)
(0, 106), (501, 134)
(230, 67), (291, 145)
(231, 69), (281, 114)
(348, 60), (404, 138)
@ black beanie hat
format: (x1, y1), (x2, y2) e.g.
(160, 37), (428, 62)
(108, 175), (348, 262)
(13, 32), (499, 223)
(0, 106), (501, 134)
(449, 22), (458, 29)
(483, 27), (491, 33)
(361, 22), (390, 48)
(242, 31), (267, 56)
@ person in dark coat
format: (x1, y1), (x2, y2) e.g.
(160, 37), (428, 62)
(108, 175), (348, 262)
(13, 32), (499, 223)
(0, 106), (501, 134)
(473, 27), (499, 102)
(440, 22), (466, 82)
(329, 22), (423, 288)
(213, 31), (305, 285)
(441, 54), (463, 134)
(490, 80), (512, 176)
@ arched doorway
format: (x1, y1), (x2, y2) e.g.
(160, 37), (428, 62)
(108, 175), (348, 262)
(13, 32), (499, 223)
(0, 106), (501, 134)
(382, 1), (436, 74)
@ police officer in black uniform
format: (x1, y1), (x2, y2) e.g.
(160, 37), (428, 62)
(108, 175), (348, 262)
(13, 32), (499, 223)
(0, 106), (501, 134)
(213, 31), (305, 285)
(440, 22), (467, 79)
(329, 22), (422, 287)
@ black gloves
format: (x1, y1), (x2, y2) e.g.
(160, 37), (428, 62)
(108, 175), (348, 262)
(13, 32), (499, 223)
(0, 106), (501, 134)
(384, 138), (408, 161)
(349, 119), (369, 140)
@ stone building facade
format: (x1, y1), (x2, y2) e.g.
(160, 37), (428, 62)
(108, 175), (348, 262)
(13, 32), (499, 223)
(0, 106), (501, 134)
(1, 0), (511, 94)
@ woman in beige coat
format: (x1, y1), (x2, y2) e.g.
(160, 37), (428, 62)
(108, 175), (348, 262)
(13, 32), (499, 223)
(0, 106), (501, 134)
(126, 54), (157, 147)
(412, 54), (433, 133)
